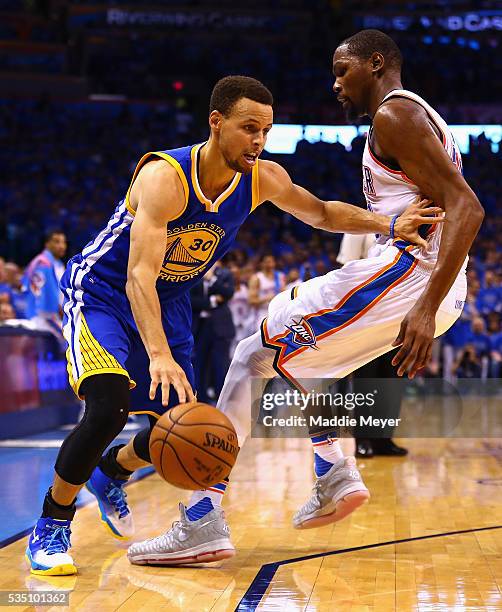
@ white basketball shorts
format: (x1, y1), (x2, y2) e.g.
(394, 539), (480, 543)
(261, 245), (467, 391)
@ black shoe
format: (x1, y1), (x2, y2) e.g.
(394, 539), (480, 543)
(372, 439), (408, 456)
(356, 439), (373, 458)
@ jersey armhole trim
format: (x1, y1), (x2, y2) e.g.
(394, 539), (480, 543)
(124, 151), (190, 220)
(381, 93), (447, 148)
(367, 141), (415, 184)
(250, 159), (260, 212)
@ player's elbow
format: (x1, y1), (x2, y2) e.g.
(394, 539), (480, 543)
(311, 203), (329, 230)
(125, 275), (137, 302)
(463, 195), (485, 233)
(471, 198), (485, 226)
(126, 266), (153, 300)
(126, 265), (139, 288)
(448, 190), (484, 231)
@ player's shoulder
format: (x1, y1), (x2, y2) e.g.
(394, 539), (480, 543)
(257, 159), (291, 203)
(258, 159), (290, 187)
(129, 154), (187, 220)
(258, 158), (285, 177)
(134, 157), (186, 201)
(373, 97), (428, 136)
(136, 157), (180, 185)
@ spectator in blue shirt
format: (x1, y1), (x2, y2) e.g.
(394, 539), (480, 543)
(23, 230), (67, 333)
(476, 270), (502, 316)
(4, 261), (27, 318)
(466, 316), (492, 359)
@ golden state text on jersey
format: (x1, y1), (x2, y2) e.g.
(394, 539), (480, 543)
(62, 142), (260, 312)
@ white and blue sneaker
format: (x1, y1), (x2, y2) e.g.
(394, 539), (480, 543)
(26, 518), (76, 576)
(86, 466), (134, 539)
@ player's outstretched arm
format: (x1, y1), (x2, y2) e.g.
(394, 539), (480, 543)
(258, 159), (443, 247)
(126, 160), (196, 406)
(372, 100), (485, 378)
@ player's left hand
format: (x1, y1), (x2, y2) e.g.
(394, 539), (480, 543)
(394, 197), (444, 249)
(391, 303), (436, 378)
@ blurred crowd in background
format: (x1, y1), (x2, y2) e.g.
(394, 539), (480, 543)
(1, 0), (500, 123)
(1, 0), (501, 398)
(1, 128), (500, 392)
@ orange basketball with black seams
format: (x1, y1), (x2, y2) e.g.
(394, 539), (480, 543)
(149, 402), (239, 490)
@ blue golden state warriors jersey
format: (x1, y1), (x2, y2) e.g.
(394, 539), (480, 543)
(63, 143), (260, 307)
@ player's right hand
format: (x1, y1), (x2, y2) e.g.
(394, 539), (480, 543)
(394, 197), (445, 249)
(149, 353), (196, 407)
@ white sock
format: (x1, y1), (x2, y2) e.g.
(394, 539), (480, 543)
(185, 481), (228, 521)
(311, 434), (344, 476)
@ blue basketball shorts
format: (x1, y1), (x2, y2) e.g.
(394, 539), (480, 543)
(61, 271), (194, 418)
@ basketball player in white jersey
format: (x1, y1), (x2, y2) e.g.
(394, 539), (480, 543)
(248, 254), (286, 329)
(128, 30), (483, 565)
(229, 262), (259, 354)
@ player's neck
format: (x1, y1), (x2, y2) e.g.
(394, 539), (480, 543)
(198, 139), (237, 201)
(368, 78), (403, 119)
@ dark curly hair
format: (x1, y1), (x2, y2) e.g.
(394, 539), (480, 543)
(209, 75), (273, 117)
(339, 29), (403, 69)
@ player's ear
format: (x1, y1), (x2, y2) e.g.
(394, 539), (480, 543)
(209, 110), (223, 132)
(371, 52), (384, 75)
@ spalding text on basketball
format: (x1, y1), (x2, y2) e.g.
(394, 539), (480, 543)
(203, 432), (239, 457)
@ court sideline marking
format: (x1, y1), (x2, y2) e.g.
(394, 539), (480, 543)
(236, 524), (502, 611)
(0, 468), (154, 549)
(2, 466), (499, 609)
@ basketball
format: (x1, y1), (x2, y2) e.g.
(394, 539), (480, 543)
(149, 402), (239, 490)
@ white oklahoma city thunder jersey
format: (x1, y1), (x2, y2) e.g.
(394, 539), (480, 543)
(362, 89), (463, 266)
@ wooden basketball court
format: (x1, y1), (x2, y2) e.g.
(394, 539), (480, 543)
(2, 437), (501, 611)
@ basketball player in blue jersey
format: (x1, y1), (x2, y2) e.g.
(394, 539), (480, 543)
(127, 34), (484, 566)
(26, 74), (441, 575)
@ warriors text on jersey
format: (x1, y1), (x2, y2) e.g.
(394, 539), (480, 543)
(61, 143), (259, 413)
(63, 142), (260, 315)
